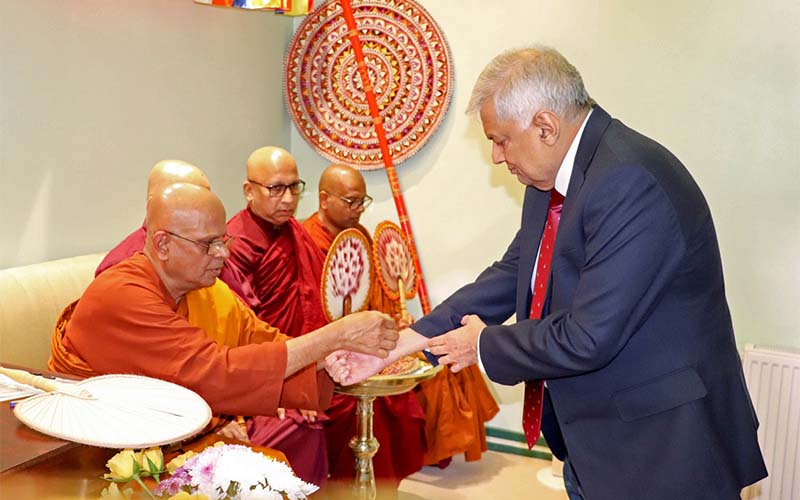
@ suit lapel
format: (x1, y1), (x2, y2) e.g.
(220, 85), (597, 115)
(562, 105), (612, 216)
(519, 106), (613, 320)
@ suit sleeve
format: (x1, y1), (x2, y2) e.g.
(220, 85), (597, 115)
(412, 227), (522, 338)
(481, 165), (687, 385)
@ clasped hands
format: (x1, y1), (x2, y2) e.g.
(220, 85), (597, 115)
(325, 313), (486, 386)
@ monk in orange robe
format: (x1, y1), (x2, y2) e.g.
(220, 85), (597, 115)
(94, 160), (259, 309)
(49, 183), (398, 454)
(304, 164), (500, 472)
(303, 164), (426, 492)
(222, 147), (333, 487)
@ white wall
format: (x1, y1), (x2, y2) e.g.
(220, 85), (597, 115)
(289, 1), (800, 430)
(2, 1), (798, 433)
(0, 1), (294, 267)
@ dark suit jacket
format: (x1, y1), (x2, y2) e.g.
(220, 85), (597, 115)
(413, 106), (767, 500)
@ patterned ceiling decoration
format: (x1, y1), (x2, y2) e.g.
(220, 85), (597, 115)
(285, 0), (453, 169)
(193, 0), (313, 16)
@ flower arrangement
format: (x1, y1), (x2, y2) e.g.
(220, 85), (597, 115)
(100, 442), (318, 500)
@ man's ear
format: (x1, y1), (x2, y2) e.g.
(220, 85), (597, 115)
(243, 181), (254, 203)
(532, 110), (560, 145)
(152, 231), (170, 260)
(319, 191), (329, 211)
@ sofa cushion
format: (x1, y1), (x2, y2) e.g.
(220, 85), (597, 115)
(0, 254), (104, 370)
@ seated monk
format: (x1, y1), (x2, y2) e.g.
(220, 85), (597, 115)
(304, 164), (500, 471)
(302, 163), (426, 491)
(94, 159), (259, 309)
(221, 146), (333, 486)
(49, 183), (398, 485)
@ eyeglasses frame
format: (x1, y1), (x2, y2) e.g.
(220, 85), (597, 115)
(247, 178), (306, 198)
(165, 231), (234, 256)
(323, 190), (373, 210)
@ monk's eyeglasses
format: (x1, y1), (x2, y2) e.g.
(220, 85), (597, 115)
(323, 190), (373, 210)
(248, 179), (306, 198)
(165, 231), (234, 256)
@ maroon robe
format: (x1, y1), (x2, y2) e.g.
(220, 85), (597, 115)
(224, 207), (329, 487)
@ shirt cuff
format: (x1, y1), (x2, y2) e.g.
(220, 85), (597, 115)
(476, 327), (487, 374)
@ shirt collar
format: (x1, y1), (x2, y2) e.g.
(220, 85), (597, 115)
(554, 108), (593, 197)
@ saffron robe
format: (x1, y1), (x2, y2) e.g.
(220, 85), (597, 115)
(304, 212), (500, 466)
(95, 223), (260, 309)
(49, 253), (332, 416)
(302, 212), (427, 488)
(224, 208), (330, 486)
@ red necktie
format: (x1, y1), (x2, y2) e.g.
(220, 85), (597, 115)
(522, 190), (564, 448)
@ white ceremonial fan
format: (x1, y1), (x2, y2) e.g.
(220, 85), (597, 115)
(321, 228), (373, 321)
(373, 220), (417, 320)
(1, 366), (212, 449)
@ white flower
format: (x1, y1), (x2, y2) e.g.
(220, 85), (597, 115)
(155, 443), (319, 500)
(213, 445), (270, 491)
(238, 487), (283, 500)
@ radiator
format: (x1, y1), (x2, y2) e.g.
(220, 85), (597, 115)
(741, 343), (800, 500)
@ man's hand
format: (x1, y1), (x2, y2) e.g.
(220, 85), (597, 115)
(325, 350), (389, 386)
(299, 409), (317, 422)
(216, 418), (249, 442)
(276, 407), (317, 422)
(427, 314), (485, 373)
(337, 311), (398, 358)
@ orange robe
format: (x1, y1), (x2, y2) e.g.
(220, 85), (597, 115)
(304, 212), (500, 466)
(49, 253), (332, 416)
(302, 212), (427, 489)
(223, 208), (330, 486)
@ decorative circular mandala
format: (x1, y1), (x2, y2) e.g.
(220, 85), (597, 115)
(285, 0), (453, 169)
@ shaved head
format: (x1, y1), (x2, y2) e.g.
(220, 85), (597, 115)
(244, 146), (302, 227)
(145, 183), (229, 301)
(246, 147), (296, 181)
(146, 183), (225, 235)
(317, 163), (369, 235)
(147, 160), (210, 199)
(319, 163), (366, 194)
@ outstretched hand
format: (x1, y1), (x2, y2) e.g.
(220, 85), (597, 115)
(337, 311), (399, 358)
(325, 350), (389, 386)
(427, 314), (485, 373)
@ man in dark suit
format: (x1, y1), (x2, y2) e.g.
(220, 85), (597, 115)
(329, 45), (766, 500)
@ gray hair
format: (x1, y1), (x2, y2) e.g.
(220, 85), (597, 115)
(466, 45), (594, 125)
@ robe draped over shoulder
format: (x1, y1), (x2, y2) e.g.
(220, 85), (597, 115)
(226, 209), (326, 337)
(49, 253), (332, 417)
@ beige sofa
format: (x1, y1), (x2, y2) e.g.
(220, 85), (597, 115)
(0, 253), (105, 370)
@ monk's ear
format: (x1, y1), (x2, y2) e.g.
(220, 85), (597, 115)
(152, 231), (170, 260)
(531, 110), (559, 146)
(319, 191), (329, 211)
(243, 181), (254, 203)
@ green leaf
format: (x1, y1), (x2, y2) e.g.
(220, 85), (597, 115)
(146, 456), (160, 475)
